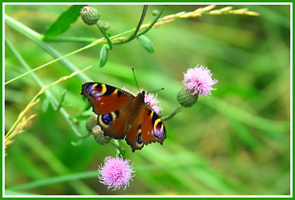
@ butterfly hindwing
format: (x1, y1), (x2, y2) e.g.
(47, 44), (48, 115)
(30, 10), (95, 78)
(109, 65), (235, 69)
(125, 105), (166, 152)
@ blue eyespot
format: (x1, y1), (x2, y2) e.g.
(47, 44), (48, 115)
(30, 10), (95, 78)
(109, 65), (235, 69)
(136, 133), (143, 144)
(102, 113), (113, 125)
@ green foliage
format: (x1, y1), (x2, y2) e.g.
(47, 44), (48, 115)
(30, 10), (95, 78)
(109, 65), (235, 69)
(99, 44), (109, 68)
(137, 35), (155, 53)
(4, 4), (290, 195)
(44, 5), (84, 39)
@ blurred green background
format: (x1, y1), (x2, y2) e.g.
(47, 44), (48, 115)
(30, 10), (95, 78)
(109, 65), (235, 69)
(5, 4), (290, 195)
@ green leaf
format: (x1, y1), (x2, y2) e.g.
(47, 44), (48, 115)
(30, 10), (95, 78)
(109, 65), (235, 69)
(137, 35), (154, 53)
(44, 5), (84, 39)
(99, 44), (109, 68)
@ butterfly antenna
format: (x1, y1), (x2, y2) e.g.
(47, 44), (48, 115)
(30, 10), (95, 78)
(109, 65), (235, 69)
(150, 87), (165, 93)
(132, 67), (140, 91)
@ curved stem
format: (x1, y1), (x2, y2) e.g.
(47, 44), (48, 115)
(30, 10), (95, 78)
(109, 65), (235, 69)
(118, 5), (148, 44)
(161, 105), (183, 121)
(96, 22), (113, 50)
(78, 132), (92, 139)
(138, 5), (166, 36)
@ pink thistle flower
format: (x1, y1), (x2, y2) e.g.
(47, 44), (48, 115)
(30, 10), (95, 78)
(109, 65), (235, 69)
(183, 65), (218, 97)
(122, 87), (163, 114)
(144, 93), (163, 114)
(98, 156), (135, 191)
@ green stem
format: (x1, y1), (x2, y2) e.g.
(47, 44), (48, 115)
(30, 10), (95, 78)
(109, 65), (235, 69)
(5, 14), (95, 85)
(5, 38), (86, 138)
(44, 36), (96, 43)
(78, 132), (92, 139)
(96, 23), (113, 50)
(161, 105), (183, 121)
(4, 6), (164, 85)
(110, 139), (125, 159)
(56, 89), (67, 111)
(138, 5), (166, 36)
(118, 5), (148, 44)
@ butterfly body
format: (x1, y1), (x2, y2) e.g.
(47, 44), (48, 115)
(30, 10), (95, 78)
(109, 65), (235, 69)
(81, 82), (166, 152)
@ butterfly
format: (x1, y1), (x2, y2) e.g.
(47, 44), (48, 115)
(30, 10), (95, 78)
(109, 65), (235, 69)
(81, 82), (166, 152)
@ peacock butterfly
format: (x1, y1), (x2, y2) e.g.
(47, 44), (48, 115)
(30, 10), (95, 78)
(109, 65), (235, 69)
(81, 82), (166, 152)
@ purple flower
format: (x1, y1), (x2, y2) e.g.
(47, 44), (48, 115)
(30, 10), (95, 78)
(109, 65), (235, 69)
(183, 65), (218, 97)
(122, 87), (163, 114)
(98, 156), (135, 191)
(144, 93), (162, 114)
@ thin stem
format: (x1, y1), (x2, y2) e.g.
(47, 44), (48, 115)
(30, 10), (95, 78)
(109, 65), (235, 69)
(56, 89), (67, 111)
(118, 5), (148, 44)
(5, 38), (86, 138)
(44, 36), (96, 43)
(110, 139), (125, 159)
(5, 14), (96, 85)
(138, 5), (166, 36)
(161, 105), (183, 121)
(4, 41), (95, 85)
(5, 9), (162, 84)
(78, 132), (92, 139)
(96, 23), (113, 50)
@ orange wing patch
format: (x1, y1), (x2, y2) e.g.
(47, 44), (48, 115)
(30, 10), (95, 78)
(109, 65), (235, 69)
(82, 82), (131, 115)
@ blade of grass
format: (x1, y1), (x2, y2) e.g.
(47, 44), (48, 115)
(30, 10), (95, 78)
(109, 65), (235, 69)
(5, 38), (89, 138)
(8, 171), (99, 192)
(203, 96), (290, 134)
(19, 133), (97, 195)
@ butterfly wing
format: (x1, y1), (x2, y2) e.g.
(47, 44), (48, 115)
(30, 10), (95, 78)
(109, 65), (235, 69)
(125, 103), (166, 152)
(81, 82), (134, 139)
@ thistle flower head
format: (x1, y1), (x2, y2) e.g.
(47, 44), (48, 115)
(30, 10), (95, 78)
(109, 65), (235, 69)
(98, 156), (135, 191)
(80, 6), (100, 26)
(144, 92), (162, 115)
(182, 65), (218, 97)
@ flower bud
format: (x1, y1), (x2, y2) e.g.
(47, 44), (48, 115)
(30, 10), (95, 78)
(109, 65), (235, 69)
(80, 6), (100, 26)
(85, 114), (111, 145)
(177, 87), (198, 107)
(102, 23), (110, 31)
(92, 125), (111, 145)
(85, 114), (98, 133)
(152, 9), (159, 16)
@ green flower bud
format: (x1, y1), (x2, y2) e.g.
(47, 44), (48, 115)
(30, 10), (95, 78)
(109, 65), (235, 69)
(102, 23), (110, 31)
(85, 114), (111, 145)
(152, 9), (159, 16)
(92, 125), (111, 145)
(80, 6), (100, 26)
(85, 114), (98, 133)
(177, 87), (198, 107)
